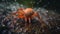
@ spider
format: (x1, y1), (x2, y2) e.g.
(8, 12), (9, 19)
(12, 8), (46, 32)
(13, 8), (43, 24)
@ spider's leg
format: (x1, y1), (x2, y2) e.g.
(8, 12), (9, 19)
(28, 17), (31, 27)
(28, 18), (31, 24)
(24, 17), (28, 27)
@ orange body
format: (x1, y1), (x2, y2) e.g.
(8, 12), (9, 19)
(12, 8), (47, 32)
(14, 8), (40, 21)
(13, 8), (41, 22)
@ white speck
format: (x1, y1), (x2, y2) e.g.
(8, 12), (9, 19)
(2, 24), (5, 27)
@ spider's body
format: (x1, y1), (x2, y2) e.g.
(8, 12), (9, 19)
(14, 8), (41, 23)
(13, 8), (42, 31)
(11, 8), (49, 33)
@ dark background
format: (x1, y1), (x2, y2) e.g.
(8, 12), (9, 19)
(0, 0), (60, 14)
(33, 0), (60, 14)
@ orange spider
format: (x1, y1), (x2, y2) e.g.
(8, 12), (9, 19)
(17, 9), (44, 22)
(14, 8), (42, 23)
(13, 8), (38, 25)
(13, 8), (45, 25)
(12, 8), (47, 32)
